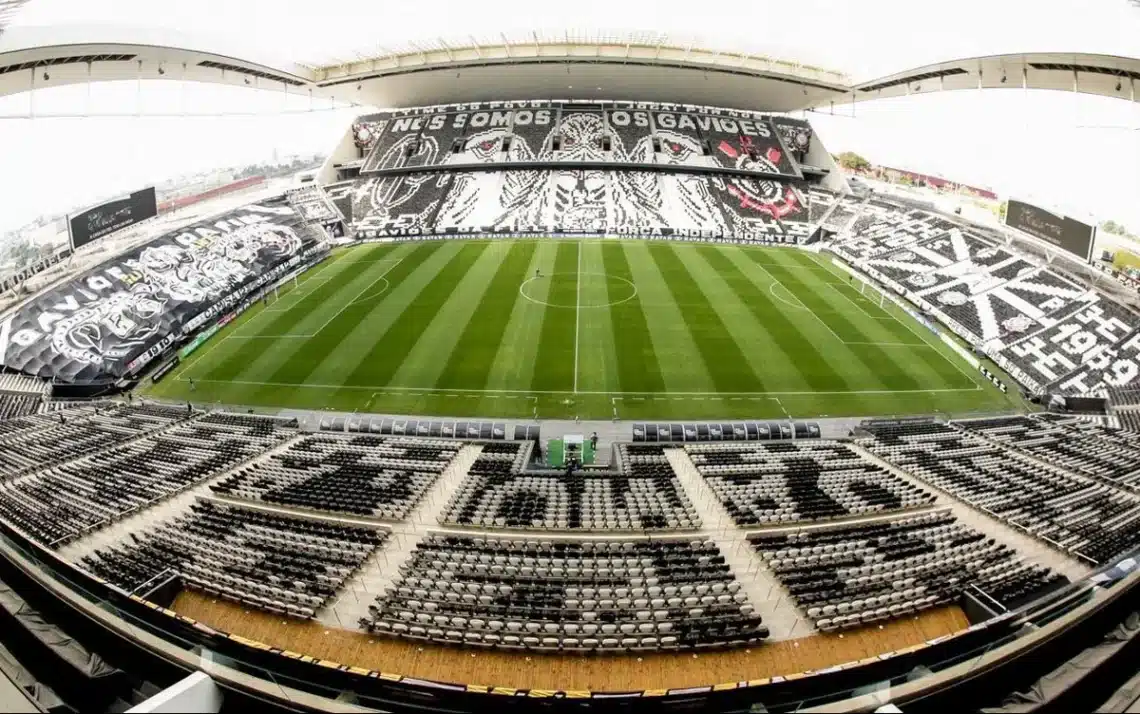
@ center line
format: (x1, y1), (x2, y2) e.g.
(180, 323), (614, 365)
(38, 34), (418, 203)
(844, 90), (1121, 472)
(573, 240), (582, 393)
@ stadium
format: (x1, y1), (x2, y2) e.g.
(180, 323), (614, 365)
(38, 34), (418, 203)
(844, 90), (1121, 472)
(1, 1), (1140, 712)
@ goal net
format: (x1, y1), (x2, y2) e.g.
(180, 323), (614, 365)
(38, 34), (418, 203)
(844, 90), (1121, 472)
(854, 276), (888, 310)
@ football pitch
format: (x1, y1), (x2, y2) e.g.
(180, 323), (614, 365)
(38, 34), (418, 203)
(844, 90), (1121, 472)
(144, 239), (1024, 420)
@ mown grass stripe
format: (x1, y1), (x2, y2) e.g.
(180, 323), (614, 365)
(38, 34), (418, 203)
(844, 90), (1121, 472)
(646, 243), (763, 393)
(530, 241), (579, 392)
(255, 242), (447, 387)
(783, 250), (921, 345)
(435, 241), (538, 389)
(757, 254), (929, 391)
(600, 242), (666, 394)
(482, 241), (558, 391)
(340, 242), (490, 388)
(203, 244), (396, 381)
(698, 246), (846, 391)
(800, 251), (979, 386)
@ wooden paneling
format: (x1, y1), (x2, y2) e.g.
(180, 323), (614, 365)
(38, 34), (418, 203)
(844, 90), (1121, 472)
(174, 591), (969, 691)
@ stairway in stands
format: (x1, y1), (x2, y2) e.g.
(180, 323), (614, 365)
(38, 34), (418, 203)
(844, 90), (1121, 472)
(665, 448), (806, 639)
(320, 443), (484, 629)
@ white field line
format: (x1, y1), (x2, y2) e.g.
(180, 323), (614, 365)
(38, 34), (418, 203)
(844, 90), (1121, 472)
(176, 257), (402, 370)
(805, 252), (983, 386)
(823, 280), (896, 322)
(307, 258), (403, 337)
(573, 241), (582, 393)
(756, 261), (903, 347)
(171, 377), (982, 396)
(755, 265), (848, 343)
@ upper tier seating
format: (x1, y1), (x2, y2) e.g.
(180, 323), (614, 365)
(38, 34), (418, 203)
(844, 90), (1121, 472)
(441, 443), (699, 530)
(210, 433), (460, 520)
(0, 403), (189, 476)
(352, 169), (811, 242)
(858, 421), (1140, 564)
(827, 200), (1132, 368)
(953, 415), (1140, 489)
(750, 511), (1066, 631)
(686, 441), (936, 526)
(0, 412), (294, 547)
(81, 500), (385, 618)
(363, 534), (766, 651)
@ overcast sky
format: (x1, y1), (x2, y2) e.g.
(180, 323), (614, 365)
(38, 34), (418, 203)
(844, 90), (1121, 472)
(1, 0), (1139, 233)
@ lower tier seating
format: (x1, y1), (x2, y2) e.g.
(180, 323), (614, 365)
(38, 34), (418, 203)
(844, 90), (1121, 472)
(686, 441), (935, 526)
(81, 500), (385, 619)
(0, 403), (190, 476)
(210, 433), (460, 520)
(363, 535), (766, 651)
(858, 421), (1140, 564)
(751, 511), (1066, 631)
(0, 393), (42, 422)
(953, 415), (1140, 489)
(440, 443), (698, 530)
(0, 413), (294, 547)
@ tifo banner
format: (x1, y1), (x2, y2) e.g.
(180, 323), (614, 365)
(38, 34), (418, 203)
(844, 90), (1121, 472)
(0, 197), (318, 383)
(68, 187), (158, 250)
(360, 102), (804, 178)
(1005, 199), (1096, 262)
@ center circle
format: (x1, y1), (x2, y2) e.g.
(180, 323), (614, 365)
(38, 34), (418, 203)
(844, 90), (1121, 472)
(519, 272), (638, 309)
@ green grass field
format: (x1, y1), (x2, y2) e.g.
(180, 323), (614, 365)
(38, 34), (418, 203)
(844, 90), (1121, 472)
(143, 239), (1024, 420)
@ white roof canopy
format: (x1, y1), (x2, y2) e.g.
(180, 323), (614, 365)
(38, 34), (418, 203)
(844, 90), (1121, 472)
(10, 0), (1140, 81)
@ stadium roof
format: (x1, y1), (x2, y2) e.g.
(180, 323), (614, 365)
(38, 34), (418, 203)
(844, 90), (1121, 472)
(1, 0), (1139, 111)
(9, 0), (1140, 80)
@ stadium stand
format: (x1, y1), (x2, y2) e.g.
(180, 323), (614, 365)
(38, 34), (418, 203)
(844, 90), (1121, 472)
(362, 534), (767, 651)
(999, 296), (1140, 393)
(0, 197), (322, 384)
(0, 373), (46, 422)
(605, 108), (655, 163)
(652, 110), (717, 169)
(0, 411), (294, 547)
(209, 433), (460, 520)
(441, 443), (699, 530)
(750, 510), (1066, 631)
(952, 415), (1140, 490)
(81, 499), (385, 618)
(0, 403), (188, 477)
(686, 441), (936, 526)
(858, 421), (1140, 565)
(354, 173), (455, 238)
(828, 197), (1140, 395)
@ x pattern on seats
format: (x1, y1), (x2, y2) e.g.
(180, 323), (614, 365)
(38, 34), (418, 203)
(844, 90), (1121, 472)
(82, 499), (385, 618)
(364, 535), (766, 651)
(686, 441), (935, 526)
(210, 433), (459, 519)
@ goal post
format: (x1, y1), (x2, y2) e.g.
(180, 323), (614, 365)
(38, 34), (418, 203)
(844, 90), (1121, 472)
(857, 277), (887, 310)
